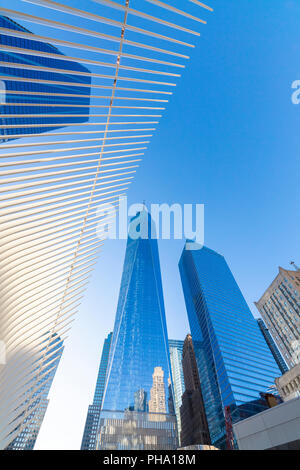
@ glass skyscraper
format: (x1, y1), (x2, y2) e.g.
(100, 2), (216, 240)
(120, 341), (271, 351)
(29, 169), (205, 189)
(257, 318), (288, 374)
(5, 333), (63, 450)
(168, 339), (185, 443)
(179, 243), (282, 449)
(81, 332), (112, 450)
(0, 15), (91, 141)
(98, 210), (177, 450)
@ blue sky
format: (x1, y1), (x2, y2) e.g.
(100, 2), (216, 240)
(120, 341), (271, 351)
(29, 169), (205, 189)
(11, 0), (299, 449)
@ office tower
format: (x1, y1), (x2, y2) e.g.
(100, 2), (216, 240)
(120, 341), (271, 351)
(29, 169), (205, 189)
(255, 267), (300, 369)
(180, 334), (210, 448)
(233, 396), (300, 450)
(257, 319), (289, 374)
(149, 367), (166, 413)
(167, 378), (175, 415)
(0, 15), (90, 141)
(179, 243), (282, 449)
(168, 339), (185, 442)
(97, 210), (177, 450)
(5, 334), (63, 450)
(81, 333), (112, 450)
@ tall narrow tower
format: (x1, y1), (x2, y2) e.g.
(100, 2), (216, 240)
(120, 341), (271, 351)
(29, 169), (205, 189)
(149, 367), (166, 414)
(98, 210), (177, 450)
(81, 332), (112, 450)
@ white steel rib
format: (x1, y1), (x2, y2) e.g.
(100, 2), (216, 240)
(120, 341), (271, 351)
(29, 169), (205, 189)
(0, 0), (213, 448)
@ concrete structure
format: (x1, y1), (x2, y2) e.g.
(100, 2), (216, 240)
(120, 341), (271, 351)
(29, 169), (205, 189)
(0, 2), (216, 450)
(179, 244), (282, 449)
(178, 445), (219, 450)
(275, 363), (300, 402)
(180, 335), (210, 448)
(98, 211), (177, 450)
(233, 396), (300, 450)
(149, 367), (166, 414)
(255, 267), (300, 369)
(134, 389), (148, 412)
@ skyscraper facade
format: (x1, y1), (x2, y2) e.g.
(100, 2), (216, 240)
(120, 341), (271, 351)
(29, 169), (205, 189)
(149, 367), (166, 413)
(81, 332), (112, 450)
(257, 319), (289, 374)
(168, 339), (185, 443)
(0, 15), (91, 141)
(97, 210), (177, 450)
(179, 244), (282, 449)
(180, 334), (210, 448)
(5, 333), (63, 450)
(255, 267), (300, 369)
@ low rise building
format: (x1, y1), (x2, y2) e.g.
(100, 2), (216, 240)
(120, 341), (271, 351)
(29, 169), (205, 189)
(233, 396), (300, 450)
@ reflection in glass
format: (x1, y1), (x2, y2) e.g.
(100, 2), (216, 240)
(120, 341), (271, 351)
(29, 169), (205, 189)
(98, 210), (177, 450)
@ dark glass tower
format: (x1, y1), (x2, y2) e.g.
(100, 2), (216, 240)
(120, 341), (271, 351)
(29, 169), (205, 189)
(98, 210), (177, 450)
(179, 244), (282, 449)
(0, 15), (91, 141)
(81, 332), (112, 450)
(257, 319), (288, 374)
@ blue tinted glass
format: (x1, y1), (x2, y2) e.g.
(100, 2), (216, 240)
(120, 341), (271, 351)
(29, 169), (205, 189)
(0, 15), (91, 141)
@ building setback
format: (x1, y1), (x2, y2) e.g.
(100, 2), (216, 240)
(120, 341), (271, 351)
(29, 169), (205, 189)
(81, 332), (112, 450)
(255, 267), (300, 369)
(180, 334), (210, 448)
(179, 243), (282, 449)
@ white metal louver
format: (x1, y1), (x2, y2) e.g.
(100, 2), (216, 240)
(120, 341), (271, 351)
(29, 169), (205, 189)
(0, 0), (213, 448)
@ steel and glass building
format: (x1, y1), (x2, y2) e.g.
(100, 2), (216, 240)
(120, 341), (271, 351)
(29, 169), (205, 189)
(255, 267), (300, 369)
(81, 332), (112, 450)
(257, 318), (288, 374)
(97, 210), (177, 450)
(5, 333), (63, 450)
(179, 243), (282, 449)
(180, 334), (210, 447)
(168, 339), (185, 443)
(0, 15), (91, 141)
